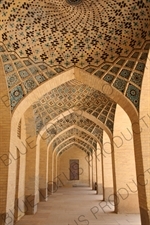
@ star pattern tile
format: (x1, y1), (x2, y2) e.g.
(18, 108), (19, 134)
(0, 0), (149, 112)
(0, 0), (150, 68)
(32, 81), (116, 134)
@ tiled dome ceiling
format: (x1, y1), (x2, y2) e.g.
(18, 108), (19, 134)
(66, 0), (83, 5)
(0, 0), (150, 114)
(0, 0), (150, 68)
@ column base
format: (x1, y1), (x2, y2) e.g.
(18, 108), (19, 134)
(47, 182), (58, 194)
(140, 207), (150, 225)
(0, 211), (14, 225)
(115, 194), (139, 214)
(39, 188), (48, 202)
(17, 196), (26, 220)
(14, 198), (19, 223)
(97, 183), (103, 195)
(104, 187), (114, 201)
(92, 181), (97, 190)
(48, 184), (53, 195)
(0, 214), (6, 225)
(25, 195), (37, 215)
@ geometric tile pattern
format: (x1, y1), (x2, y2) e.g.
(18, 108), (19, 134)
(0, 0), (149, 112)
(1, 44), (149, 111)
(52, 128), (97, 151)
(33, 80), (116, 133)
(44, 112), (103, 145)
(91, 45), (150, 110)
(66, 0), (82, 6)
(55, 137), (95, 154)
(0, 0), (150, 69)
(10, 85), (24, 110)
(0, 47), (60, 111)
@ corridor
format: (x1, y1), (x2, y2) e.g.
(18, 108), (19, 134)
(16, 187), (141, 225)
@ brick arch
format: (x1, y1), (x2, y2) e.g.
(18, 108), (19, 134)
(36, 109), (113, 155)
(56, 142), (92, 156)
(53, 136), (96, 153)
(51, 125), (102, 147)
(137, 50), (150, 224)
(10, 67), (138, 137)
(6, 66), (145, 224)
(56, 144), (92, 189)
(38, 123), (103, 200)
(73, 68), (139, 121)
(38, 110), (110, 146)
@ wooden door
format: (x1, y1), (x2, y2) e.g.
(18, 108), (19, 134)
(70, 159), (79, 180)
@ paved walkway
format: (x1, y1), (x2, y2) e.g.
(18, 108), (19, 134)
(16, 187), (141, 225)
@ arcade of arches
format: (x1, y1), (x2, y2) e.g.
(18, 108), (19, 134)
(0, 0), (150, 224)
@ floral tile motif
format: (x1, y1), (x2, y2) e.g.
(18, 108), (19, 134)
(135, 62), (145, 72)
(9, 85), (24, 111)
(119, 69), (131, 79)
(130, 72), (143, 87)
(35, 74), (47, 84)
(125, 84), (140, 110)
(19, 70), (30, 79)
(1, 54), (9, 62)
(4, 63), (14, 73)
(7, 73), (19, 88)
(24, 78), (37, 92)
(113, 78), (127, 93)
(0, 0), (149, 114)
(103, 74), (115, 84)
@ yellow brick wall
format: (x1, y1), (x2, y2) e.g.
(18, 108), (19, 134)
(0, 57), (11, 214)
(57, 146), (89, 187)
(103, 132), (113, 189)
(113, 104), (139, 213)
(140, 50), (150, 209)
(39, 134), (48, 189)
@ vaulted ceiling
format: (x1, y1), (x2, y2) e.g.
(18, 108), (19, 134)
(1, 0), (150, 67)
(33, 80), (116, 133)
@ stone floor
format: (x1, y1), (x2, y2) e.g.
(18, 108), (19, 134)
(16, 187), (141, 225)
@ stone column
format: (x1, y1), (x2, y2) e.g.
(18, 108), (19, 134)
(48, 145), (53, 195)
(52, 151), (58, 191)
(92, 151), (96, 190)
(96, 143), (103, 195)
(138, 49), (150, 225)
(0, 58), (12, 225)
(113, 105), (139, 213)
(39, 133), (48, 202)
(24, 107), (39, 215)
(102, 132), (113, 201)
